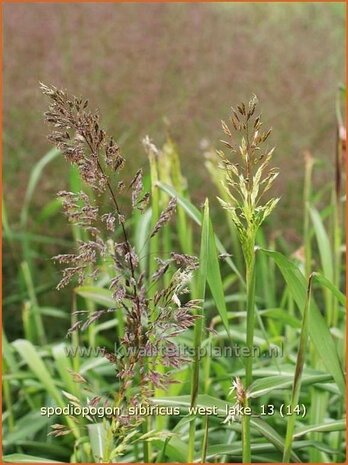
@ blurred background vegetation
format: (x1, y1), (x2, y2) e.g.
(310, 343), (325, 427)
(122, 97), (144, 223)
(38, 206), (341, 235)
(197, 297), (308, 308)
(3, 2), (345, 341)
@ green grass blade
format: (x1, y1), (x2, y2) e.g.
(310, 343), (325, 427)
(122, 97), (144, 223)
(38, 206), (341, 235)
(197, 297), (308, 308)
(157, 181), (201, 223)
(74, 286), (114, 307)
(153, 437), (188, 462)
(294, 419), (346, 438)
(188, 198), (210, 462)
(88, 422), (112, 462)
(259, 308), (301, 328)
(7, 442), (69, 461)
(2, 198), (18, 263)
(309, 207), (333, 281)
(12, 339), (79, 437)
(152, 396), (301, 462)
(3, 411), (48, 447)
(157, 181), (243, 282)
(12, 339), (64, 406)
(134, 208), (152, 274)
(21, 261), (46, 345)
(2, 330), (18, 369)
(248, 373), (332, 398)
(312, 271), (346, 307)
(52, 343), (77, 395)
(20, 148), (60, 229)
(206, 217), (230, 336)
(165, 138), (194, 255)
(251, 418), (301, 463)
(37, 198), (62, 223)
(260, 248), (345, 395)
(22, 302), (34, 342)
(204, 442), (297, 461)
(2, 454), (64, 463)
(303, 153), (314, 278)
(38, 307), (69, 319)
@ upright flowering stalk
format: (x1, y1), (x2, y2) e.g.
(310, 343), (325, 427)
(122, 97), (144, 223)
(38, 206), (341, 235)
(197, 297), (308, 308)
(217, 96), (279, 462)
(41, 83), (199, 462)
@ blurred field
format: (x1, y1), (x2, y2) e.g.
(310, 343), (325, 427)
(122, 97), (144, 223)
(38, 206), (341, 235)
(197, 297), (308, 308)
(4, 3), (345, 222)
(3, 2), (345, 339)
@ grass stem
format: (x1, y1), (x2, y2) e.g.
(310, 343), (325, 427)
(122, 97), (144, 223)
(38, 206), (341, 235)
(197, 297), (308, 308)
(243, 252), (255, 463)
(188, 199), (209, 462)
(283, 274), (313, 462)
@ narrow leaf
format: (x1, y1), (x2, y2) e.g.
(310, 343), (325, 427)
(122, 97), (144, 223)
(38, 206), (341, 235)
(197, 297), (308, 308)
(157, 182), (243, 282)
(74, 286), (114, 307)
(259, 248), (345, 396)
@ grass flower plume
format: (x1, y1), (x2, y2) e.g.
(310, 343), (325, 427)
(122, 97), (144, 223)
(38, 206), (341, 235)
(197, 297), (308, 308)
(218, 95), (279, 265)
(40, 83), (199, 461)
